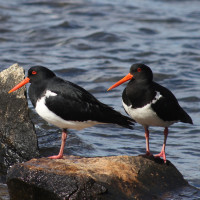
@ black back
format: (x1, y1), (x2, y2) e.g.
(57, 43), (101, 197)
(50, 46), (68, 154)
(28, 66), (134, 129)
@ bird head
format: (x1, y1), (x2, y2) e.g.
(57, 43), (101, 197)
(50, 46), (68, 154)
(8, 66), (55, 93)
(107, 63), (153, 91)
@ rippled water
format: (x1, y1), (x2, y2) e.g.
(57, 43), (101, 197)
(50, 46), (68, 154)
(1, 0), (200, 199)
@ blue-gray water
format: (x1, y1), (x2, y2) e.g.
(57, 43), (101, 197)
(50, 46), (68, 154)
(0, 0), (200, 199)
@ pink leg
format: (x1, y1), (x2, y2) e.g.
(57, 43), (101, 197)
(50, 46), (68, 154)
(154, 127), (168, 163)
(48, 129), (67, 159)
(144, 127), (153, 156)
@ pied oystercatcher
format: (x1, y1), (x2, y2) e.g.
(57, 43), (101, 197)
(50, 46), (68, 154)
(9, 66), (134, 159)
(108, 63), (193, 162)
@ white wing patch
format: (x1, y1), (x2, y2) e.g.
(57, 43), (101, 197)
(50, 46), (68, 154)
(45, 90), (57, 98)
(152, 91), (162, 104)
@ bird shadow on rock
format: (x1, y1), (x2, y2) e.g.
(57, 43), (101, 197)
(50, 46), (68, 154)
(139, 154), (171, 165)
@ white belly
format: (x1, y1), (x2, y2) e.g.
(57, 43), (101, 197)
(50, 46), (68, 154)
(35, 90), (102, 130)
(122, 101), (175, 127)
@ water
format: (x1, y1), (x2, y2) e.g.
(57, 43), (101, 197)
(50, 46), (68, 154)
(0, 0), (200, 199)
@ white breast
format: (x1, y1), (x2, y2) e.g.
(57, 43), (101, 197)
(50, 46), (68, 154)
(122, 92), (176, 127)
(35, 90), (102, 130)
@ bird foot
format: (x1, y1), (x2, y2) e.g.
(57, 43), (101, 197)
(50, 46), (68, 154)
(48, 154), (64, 159)
(145, 151), (153, 157)
(139, 151), (154, 160)
(154, 151), (166, 163)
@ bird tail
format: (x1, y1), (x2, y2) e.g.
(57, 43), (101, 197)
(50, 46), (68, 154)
(111, 112), (135, 129)
(99, 105), (135, 129)
(181, 111), (193, 124)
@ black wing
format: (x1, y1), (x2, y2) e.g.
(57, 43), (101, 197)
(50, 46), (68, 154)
(45, 77), (134, 129)
(151, 82), (193, 124)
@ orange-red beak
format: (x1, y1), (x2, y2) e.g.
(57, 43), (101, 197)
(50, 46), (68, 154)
(8, 77), (30, 93)
(107, 73), (133, 91)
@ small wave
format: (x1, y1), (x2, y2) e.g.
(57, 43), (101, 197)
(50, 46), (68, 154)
(52, 21), (83, 29)
(85, 32), (124, 43)
(138, 28), (159, 35)
(137, 17), (183, 23)
(55, 68), (86, 77)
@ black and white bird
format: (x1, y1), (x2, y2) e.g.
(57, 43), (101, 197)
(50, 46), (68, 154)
(9, 66), (134, 159)
(108, 63), (193, 162)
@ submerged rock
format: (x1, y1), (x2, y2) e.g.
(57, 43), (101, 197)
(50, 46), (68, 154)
(7, 155), (189, 200)
(0, 64), (39, 176)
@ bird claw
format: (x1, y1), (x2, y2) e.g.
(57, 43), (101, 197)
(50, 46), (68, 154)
(145, 151), (153, 157)
(154, 151), (166, 163)
(48, 154), (63, 159)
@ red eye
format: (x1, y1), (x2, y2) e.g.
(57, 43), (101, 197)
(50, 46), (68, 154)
(137, 68), (142, 72)
(32, 71), (37, 75)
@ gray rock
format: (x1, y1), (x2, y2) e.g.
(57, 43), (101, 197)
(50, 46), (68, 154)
(7, 155), (190, 200)
(0, 64), (39, 175)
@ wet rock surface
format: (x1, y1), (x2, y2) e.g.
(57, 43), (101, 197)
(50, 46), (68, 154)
(7, 155), (189, 200)
(0, 64), (39, 176)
